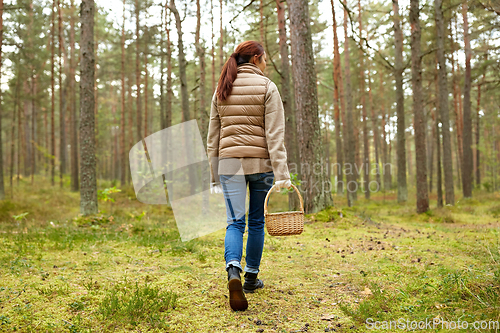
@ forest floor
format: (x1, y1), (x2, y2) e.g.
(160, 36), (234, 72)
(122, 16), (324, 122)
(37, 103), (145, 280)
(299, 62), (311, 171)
(1, 177), (500, 332)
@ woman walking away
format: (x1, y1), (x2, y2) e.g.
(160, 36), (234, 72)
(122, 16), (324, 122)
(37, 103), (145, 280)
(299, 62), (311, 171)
(207, 40), (291, 311)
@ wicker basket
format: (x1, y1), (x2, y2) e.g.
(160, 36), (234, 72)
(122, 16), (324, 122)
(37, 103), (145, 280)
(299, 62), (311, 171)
(264, 183), (304, 236)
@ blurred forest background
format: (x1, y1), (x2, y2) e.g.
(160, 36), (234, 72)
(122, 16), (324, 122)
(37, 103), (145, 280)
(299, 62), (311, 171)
(0, 0), (499, 214)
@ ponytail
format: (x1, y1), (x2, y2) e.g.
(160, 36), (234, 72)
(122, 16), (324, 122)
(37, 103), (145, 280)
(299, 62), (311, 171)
(216, 41), (265, 102)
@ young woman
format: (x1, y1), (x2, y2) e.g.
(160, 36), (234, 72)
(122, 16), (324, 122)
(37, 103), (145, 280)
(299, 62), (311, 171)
(207, 40), (291, 311)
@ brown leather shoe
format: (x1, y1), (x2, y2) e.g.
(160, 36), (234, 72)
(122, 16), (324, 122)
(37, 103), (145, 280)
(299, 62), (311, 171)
(227, 265), (248, 311)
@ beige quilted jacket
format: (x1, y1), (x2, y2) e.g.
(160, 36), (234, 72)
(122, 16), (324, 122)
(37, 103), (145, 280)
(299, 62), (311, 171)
(207, 63), (290, 185)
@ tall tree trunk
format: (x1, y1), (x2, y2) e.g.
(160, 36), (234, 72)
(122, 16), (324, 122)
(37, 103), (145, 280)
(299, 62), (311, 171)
(359, 0), (369, 199)
(169, 0), (195, 193)
(476, 60), (486, 187)
(120, 0), (126, 186)
(288, 0), (332, 213)
(368, 69), (380, 190)
(343, 0), (356, 206)
(461, 1), (472, 198)
(144, 26), (148, 137)
(428, 109), (435, 193)
(135, 0), (142, 140)
(410, 0), (429, 213)
(393, 0), (407, 203)
(436, 110), (443, 207)
(195, 0), (207, 142)
(169, 0), (189, 123)
(435, 0), (455, 205)
(160, 3), (165, 130)
(51, 0), (56, 186)
(331, 0), (344, 195)
(0, 0), (4, 199)
(450, 20), (463, 189)
(166, 8), (172, 128)
(80, 0), (98, 215)
(58, 0), (66, 185)
(70, 0), (79, 191)
(277, 0), (297, 168)
(211, 0), (215, 94)
(219, 0), (223, 70)
(10, 65), (20, 197)
(260, 0), (264, 43)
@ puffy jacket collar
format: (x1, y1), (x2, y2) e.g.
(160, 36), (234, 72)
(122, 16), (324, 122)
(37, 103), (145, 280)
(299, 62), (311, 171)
(237, 63), (265, 76)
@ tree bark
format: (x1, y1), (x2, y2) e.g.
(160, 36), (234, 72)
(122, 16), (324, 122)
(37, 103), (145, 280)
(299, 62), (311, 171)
(288, 0), (333, 213)
(461, 1), (472, 198)
(368, 69), (380, 190)
(331, 0), (344, 195)
(80, 0), (98, 215)
(51, 0), (56, 186)
(435, 0), (455, 205)
(359, 0), (369, 199)
(195, 0), (207, 144)
(392, 0), (407, 203)
(169, 0), (189, 123)
(70, 0), (79, 191)
(166, 7), (172, 128)
(476, 61), (486, 187)
(144, 26), (148, 137)
(58, 0), (66, 185)
(410, 0), (429, 213)
(160, 3), (165, 130)
(211, 0), (215, 94)
(343, 0), (356, 206)
(0, 0), (4, 199)
(120, 0), (126, 186)
(219, 0), (223, 71)
(277, 0), (297, 167)
(135, 0), (142, 141)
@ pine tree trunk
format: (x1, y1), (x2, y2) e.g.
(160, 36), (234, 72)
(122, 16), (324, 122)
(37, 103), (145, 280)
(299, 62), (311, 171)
(476, 65), (486, 187)
(169, 0), (189, 123)
(70, 0), (79, 191)
(219, 0), (223, 70)
(368, 70), (380, 190)
(331, 0), (344, 195)
(392, 0), (407, 203)
(461, 1), (472, 198)
(343, 0), (356, 205)
(436, 111), (443, 208)
(58, 0), (66, 185)
(51, 0), (56, 186)
(410, 0), (429, 213)
(144, 27), (148, 137)
(166, 9), (172, 128)
(135, 0), (142, 141)
(288, 0), (333, 213)
(80, 0), (98, 215)
(435, 0), (455, 205)
(277, 0), (297, 167)
(120, 0), (126, 186)
(195, 0), (207, 143)
(211, 0), (215, 94)
(0, 0), (4, 199)
(160, 3), (165, 130)
(358, 0), (369, 199)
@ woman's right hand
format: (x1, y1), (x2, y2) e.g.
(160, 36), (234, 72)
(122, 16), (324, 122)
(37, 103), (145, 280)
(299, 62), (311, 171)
(274, 179), (292, 192)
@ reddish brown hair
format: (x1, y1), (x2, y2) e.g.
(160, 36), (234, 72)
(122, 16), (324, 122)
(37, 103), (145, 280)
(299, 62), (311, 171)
(216, 41), (265, 101)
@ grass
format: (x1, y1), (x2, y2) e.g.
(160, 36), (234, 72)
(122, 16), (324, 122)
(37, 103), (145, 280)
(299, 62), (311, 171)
(0, 177), (499, 332)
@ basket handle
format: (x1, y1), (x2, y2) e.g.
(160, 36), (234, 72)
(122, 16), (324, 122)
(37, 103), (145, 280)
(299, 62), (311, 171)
(264, 183), (304, 215)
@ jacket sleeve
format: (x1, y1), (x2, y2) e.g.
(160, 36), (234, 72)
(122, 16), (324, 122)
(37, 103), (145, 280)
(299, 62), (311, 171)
(264, 81), (290, 182)
(206, 92), (220, 185)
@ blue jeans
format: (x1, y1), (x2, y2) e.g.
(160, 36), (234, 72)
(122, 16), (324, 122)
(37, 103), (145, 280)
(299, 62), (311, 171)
(220, 171), (274, 274)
